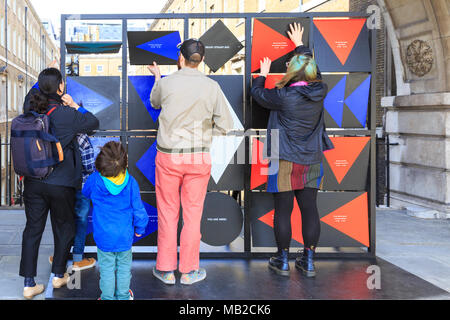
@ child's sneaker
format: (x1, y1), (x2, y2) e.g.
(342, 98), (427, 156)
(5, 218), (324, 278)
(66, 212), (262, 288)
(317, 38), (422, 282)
(153, 267), (176, 285)
(180, 268), (206, 285)
(72, 258), (96, 271)
(98, 290), (133, 300)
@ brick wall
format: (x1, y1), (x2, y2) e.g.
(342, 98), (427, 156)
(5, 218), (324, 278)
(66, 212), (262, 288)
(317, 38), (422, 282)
(350, 0), (386, 128)
(351, 0), (387, 205)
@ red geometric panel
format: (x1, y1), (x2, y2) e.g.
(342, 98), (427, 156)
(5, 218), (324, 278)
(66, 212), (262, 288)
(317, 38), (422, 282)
(313, 19), (365, 66)
(250, 192), (369, 248)
(252, 74), (284, 89)
(251, 19), (296, 72)
(251, 138), (269, 190)
(320, 192), (369, 247)
(258, 199), (304, 245)
(324, 137), (370, 184)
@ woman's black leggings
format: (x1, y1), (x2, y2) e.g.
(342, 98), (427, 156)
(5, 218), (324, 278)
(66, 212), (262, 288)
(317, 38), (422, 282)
(273, 188), (320, 251)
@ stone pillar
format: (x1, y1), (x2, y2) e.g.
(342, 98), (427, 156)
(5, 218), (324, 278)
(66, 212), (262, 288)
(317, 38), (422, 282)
(382, 93), (450, 215)
(378, 0), (450, 217)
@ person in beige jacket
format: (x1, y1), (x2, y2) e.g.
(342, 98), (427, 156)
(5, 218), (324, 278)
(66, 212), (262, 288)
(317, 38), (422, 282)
(148, 39), (233, 285)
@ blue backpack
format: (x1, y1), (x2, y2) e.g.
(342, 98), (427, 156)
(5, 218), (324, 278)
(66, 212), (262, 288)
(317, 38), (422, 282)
(10, 106), (64, 179)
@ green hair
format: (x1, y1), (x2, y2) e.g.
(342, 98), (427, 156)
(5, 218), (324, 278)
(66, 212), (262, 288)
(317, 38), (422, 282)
(275, 54), (319, 89)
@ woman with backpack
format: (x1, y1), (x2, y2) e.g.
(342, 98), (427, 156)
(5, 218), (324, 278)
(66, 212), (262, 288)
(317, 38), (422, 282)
(19, 68), (99, 299)
(250, 23), (334, 278)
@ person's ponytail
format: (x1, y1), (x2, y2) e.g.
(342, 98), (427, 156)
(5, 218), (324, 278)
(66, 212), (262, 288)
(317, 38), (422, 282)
(29, 91), (49, 114)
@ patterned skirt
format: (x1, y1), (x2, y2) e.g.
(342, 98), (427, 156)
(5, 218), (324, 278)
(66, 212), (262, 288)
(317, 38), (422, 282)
(266, 160), (323, 193)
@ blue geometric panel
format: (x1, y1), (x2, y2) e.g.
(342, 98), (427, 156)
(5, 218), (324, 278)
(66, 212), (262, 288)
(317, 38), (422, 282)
(344, 75), (371, 127)
(136, 32), (181, 61)
(90, 137), (121, 160)
(324, 75), (346, 128)
(67, 77), (120, 130)
(128, 75), (166, 126)
(133, 201), (158, 243)
(67, 77), (114, 115)
(135, 140), (157, 186)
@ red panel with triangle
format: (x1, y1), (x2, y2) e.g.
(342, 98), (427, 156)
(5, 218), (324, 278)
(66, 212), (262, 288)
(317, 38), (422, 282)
(250, 191), (369, 248)
(251, 138), (269, 190)
(251, 137), (371, 191)
(251, 18), (310, 73)
(324, 137), (369, 184)
(313, 18), (371, 72)
(252, 74), (284, 89)
(258, 200), (304, 244)
(314, 19), (365, 66)
(320, 192), (369, 247)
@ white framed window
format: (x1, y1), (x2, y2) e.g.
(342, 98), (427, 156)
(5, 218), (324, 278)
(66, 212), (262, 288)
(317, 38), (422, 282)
(97, 65), (104, 72)
(7, 78), (12, 111)
(258, 0), (266, 12)
(12, 29), (16, 55)
(13, 81), (17, 111)
(84, 65), (91, 73)
(236, 0), (244, 26)
(0, 17), (4, 47)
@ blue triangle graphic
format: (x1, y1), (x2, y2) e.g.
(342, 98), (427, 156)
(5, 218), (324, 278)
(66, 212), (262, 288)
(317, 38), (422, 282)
(67, 77), (114, 114)
(129, 76), (164, 122)
(324, 75), (346, 128)
(344, 75), (371, 127)
(136, 140), (157, 186)
(133, 201), (158, 242)
(86, 201), (158, 241)
(136, 32), (181, 61)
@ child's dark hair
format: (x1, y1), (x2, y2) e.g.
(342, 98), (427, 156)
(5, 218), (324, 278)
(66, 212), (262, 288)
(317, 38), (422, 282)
(95, 141), (128, 177)
(29, 68), (63, 114)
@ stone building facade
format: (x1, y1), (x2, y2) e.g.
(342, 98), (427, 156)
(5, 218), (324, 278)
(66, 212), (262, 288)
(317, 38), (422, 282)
(379, 0), (450, 217)
(0, 0), (60, 205)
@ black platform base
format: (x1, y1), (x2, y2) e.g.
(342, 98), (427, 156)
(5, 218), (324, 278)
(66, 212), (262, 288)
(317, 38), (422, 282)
(45, 258), (450, 300)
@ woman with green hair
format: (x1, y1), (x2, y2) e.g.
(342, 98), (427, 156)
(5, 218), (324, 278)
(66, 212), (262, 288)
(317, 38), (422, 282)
(251, 23), (334, 278)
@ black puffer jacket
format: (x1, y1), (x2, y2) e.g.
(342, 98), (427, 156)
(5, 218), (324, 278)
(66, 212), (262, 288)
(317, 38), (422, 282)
(250, 45), (334, 165)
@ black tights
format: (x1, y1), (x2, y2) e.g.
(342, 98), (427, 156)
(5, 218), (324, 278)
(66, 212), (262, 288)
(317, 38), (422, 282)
(273, 188), (320, 251)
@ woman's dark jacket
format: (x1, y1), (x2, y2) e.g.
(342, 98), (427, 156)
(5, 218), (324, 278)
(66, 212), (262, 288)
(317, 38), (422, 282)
(23, 88), (99, 189)
(250, 45), (334, 165)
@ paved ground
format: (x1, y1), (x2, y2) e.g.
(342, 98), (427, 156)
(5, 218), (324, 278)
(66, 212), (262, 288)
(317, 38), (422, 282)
(0, 207), (449, 299)
(376, 208), (450, 294)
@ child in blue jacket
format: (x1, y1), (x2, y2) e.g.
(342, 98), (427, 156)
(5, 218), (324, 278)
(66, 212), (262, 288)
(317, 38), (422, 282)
(82, 141), (148, 300)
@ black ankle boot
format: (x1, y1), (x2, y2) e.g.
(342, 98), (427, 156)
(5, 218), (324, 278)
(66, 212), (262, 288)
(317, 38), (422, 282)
(295, 248), (316, 277)
(268, 248), (290, 276)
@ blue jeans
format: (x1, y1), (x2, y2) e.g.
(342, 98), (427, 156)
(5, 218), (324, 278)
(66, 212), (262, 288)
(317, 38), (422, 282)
(73, 190), (91, 262)
(97, 248), (132, 300)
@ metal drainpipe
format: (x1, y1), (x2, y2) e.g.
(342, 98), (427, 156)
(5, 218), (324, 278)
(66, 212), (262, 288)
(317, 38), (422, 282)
(25, 6), (27, 93)
(4, 0), (10, 206)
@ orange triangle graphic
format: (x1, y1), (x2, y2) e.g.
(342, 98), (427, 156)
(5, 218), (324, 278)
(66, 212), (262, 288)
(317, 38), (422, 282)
(324, 137), (370, 184)
(321, 192), (369, 247)
(258, 200), (304, 245)
(314, 19), (366, 65)
(251, 19), (297, 72)
(251, 138), (269, 190)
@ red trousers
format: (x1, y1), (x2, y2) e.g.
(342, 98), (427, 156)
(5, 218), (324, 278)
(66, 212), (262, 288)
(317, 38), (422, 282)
(155, 152), (211, 274)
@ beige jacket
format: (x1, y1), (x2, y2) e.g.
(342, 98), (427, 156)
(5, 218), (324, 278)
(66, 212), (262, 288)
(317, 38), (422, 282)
(150, 67), (234, 153)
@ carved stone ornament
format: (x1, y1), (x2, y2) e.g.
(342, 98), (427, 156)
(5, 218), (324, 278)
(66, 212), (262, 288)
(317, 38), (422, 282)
(406, 40), (433, 77)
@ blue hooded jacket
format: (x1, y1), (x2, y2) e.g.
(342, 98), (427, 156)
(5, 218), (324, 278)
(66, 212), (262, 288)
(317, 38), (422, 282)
(82, 171), (149, 252)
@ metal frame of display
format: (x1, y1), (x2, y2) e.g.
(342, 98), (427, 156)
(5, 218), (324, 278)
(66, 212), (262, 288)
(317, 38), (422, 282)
(60, 11), (376, 259)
